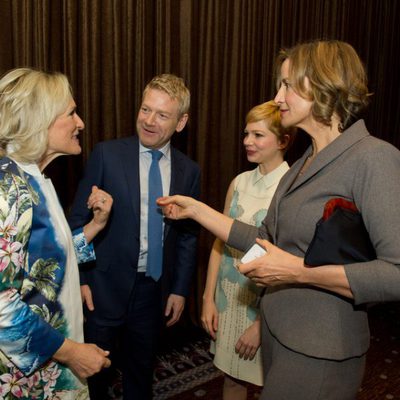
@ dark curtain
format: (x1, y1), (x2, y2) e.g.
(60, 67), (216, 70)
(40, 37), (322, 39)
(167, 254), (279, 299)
(1, 0), (399, 321)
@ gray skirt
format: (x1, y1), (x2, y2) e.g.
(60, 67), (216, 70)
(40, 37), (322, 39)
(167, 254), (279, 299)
(260, 320), (366, 400)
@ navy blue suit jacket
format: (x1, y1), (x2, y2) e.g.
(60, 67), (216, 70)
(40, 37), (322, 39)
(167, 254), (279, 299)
(68, 136), (201, 325)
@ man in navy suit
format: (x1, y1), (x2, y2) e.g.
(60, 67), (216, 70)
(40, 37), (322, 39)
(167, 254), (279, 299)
(68, 74), (200, 399)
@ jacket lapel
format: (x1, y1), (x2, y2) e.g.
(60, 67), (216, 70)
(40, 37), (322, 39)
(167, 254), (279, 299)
(271, 120), (370, 240)
(120, 136), (141, 229)
(286, 120), (370, 195)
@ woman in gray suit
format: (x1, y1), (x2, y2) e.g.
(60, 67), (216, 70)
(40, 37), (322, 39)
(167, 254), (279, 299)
(158, 40), (400, 400)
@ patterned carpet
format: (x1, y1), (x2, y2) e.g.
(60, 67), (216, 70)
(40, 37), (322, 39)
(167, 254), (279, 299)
(110, 302), (400, 399)
(153, 336), (222, 399)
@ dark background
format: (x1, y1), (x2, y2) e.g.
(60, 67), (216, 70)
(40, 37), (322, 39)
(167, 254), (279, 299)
(1, 0), (399, 319)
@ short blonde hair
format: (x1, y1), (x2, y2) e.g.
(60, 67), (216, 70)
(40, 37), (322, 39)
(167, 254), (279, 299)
(0, 68), (72, 163)
(246, 100), (296, 152)
(143, 74), (190, 116)
(276, 40), (370, 131)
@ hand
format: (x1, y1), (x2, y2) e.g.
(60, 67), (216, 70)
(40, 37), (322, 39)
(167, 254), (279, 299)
(81, 284), (94, 311)
(235, 320), (261, 360)
(165, 294), (185, 327)
(238, 238), (304, 287)
(53, 339), (111, 379)
(87, 185), (113, 229)
(201, 298), (219, 340)
(157, 195), (198, 220)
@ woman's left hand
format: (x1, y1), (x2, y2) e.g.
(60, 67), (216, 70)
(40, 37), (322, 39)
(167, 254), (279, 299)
(83, 186), (113, 243)
(238, 238), (304, 287)
(87, 185), (113, 228)
(235, 319), (261, 360)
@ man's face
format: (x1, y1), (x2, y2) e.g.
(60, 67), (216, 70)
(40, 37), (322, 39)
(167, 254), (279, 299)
(136, 88), (188, 149)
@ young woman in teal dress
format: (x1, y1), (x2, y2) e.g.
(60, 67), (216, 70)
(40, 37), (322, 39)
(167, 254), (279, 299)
(201, 101), (295, 399)
(0, 68), (112, 399)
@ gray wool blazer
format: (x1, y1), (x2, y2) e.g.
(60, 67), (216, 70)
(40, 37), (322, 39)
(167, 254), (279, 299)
(228, 120), (400, 360)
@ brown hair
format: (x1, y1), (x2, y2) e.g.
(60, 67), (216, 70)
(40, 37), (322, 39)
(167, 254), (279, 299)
(275, 40), (370, 131)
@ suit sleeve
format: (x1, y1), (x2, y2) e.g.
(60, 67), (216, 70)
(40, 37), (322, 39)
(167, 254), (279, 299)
(69, 143), (105, 230)
(227, 221), (259, 252)
(344, 142), (400, 304)
(169, 165), (201, 297)
(227, 197), (274, 252)
(68, 143), (105, 285)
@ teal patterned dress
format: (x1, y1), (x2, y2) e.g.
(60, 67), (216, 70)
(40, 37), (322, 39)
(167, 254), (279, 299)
(211, 162), (289, 386)
(0, 158), (94, 399)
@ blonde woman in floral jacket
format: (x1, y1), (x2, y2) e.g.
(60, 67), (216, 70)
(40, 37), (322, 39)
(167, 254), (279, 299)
(0, 68), (111, 399)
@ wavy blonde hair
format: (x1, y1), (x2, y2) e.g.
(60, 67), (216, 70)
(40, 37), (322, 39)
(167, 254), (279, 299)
(275, 40), (370, 131)
(143, 74), (190, 116)
(246, 100), (297, 152)
(0, 68), (72, 163)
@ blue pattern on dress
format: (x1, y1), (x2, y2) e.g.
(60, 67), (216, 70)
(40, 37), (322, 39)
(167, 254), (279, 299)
(215, 188), (262, 321)
(252, 208), (268, 226)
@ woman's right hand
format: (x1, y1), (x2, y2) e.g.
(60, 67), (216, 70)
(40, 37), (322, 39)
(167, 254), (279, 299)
(53, 338), (111, 379)
(157, 195), (198, 220)
(201, 298), (219, 340)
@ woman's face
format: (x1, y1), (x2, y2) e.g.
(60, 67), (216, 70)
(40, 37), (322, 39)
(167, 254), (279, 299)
(243, 120), (284, 165)
(274, 59), (313, 131)
(47, 98), (85, 157)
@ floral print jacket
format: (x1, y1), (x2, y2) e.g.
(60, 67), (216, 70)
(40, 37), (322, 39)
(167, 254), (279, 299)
(0, 158), (94, 399)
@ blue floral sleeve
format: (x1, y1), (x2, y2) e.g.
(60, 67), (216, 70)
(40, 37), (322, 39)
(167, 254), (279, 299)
(0, 168), (64, 375)
(72, 227), (95, 263)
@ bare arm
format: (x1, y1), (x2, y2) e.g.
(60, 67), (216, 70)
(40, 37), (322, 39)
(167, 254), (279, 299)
(300, 263), (352, 298)
(157, 195), (234, 242)
(201, 180), (235, 339)
(201, 238), (224, 340)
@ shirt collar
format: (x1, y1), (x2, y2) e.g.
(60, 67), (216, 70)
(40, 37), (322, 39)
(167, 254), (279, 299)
(252, 161), (289, 187)
(139, 142), (171, 160)
(13, 159), (43, 178)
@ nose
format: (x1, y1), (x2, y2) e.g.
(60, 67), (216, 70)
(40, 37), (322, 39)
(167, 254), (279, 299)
(75, 113), (85, 130)
(145, 112), (156, 125)
(274, 85), (285, 105)
(243, 134), (252, 146)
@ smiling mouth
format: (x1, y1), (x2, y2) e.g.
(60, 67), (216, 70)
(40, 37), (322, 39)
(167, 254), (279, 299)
(142, 128), (159, 137)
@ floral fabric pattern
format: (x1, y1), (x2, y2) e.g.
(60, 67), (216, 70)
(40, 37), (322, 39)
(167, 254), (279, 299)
(72, 229), (95, 264)
(0, 158), (91, 399)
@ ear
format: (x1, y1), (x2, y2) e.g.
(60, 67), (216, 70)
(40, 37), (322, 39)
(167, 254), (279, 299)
(278, 134), (290, 150)
(175, 113), (189, 133)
